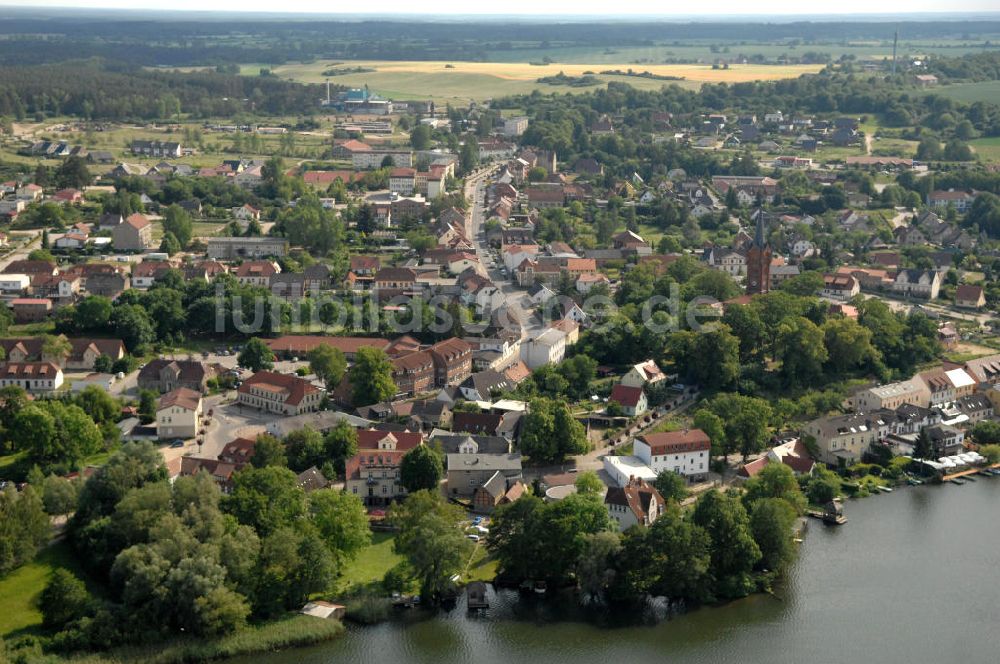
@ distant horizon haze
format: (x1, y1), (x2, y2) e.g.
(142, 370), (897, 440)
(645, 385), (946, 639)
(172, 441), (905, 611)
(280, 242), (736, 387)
(2, 2), (1000, 18)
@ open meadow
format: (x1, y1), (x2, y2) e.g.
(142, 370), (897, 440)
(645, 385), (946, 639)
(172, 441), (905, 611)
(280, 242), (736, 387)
(263, 60), (824, 103)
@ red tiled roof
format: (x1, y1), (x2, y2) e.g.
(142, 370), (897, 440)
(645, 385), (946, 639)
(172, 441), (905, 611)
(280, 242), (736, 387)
(357, 429), (423, 451)
(639, 429), (710, 455)
(610, 384), (644, 408)
(125, 213), (151, 230)
(158, 387), (202, 411)
(238, 370), (320, 406)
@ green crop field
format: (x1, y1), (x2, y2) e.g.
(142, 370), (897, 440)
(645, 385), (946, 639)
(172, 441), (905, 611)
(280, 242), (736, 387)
(970, 136), (1000, 162)
(933, 80), (1000, 104)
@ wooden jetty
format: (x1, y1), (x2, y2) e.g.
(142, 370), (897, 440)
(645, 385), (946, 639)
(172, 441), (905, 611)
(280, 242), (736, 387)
(807, 498), (847, 525)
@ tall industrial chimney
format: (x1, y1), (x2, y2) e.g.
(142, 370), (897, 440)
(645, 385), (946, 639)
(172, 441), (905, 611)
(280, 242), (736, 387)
(892, 30), (898, 76)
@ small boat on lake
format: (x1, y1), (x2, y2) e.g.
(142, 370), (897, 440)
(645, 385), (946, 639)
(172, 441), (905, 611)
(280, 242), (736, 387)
(950, 478), (965, 486)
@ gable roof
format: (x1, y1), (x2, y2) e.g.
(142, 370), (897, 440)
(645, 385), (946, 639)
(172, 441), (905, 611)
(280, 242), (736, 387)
(610, 384), (645, 408)
(639, 429), (711, 454)
(158, 387), (202, 411)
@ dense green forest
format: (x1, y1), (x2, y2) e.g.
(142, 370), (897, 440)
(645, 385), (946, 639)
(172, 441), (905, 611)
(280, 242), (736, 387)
(0, 61), (332, 120)
(0, 9), (998, 65)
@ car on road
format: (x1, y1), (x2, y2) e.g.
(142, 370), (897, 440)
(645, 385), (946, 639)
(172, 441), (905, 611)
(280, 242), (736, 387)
(168, 439), (185, 448)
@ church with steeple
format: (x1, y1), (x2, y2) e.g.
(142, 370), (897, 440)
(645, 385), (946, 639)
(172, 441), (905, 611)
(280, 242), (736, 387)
(745, 210), (771, 295)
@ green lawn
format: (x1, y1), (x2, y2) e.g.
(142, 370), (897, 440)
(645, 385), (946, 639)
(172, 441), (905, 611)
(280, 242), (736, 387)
(0, 540), (89, 638)
(464, 543), (499, 583)
(336, 531), (404, 594)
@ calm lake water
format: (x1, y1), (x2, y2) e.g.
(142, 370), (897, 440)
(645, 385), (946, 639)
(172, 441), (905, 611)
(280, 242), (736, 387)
(239, 478), (1000, 664)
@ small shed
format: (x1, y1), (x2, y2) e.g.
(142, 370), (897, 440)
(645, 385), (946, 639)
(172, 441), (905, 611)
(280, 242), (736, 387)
(300, 600), (346, 620)
(466, 581), (488, 610)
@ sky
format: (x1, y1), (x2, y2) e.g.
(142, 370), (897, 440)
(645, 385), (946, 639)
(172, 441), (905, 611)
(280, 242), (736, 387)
(2, 1), (999, 16)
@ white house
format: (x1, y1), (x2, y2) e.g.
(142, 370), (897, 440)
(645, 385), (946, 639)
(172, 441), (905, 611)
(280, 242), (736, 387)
(503, 244), (540, 272)
(621, 360), (667, 389)
(156, 387), (203, 439)
(522, 328), (567, 369)
(609, 384), (648, 417)
(634, 429), (711, 482)
(0, 362), (64, 392)
(605, 478), (665, 531)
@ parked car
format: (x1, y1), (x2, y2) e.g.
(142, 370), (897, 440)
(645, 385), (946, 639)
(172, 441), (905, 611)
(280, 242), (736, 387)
(169, 439), (185, 448)
(466, 534), (480, 542)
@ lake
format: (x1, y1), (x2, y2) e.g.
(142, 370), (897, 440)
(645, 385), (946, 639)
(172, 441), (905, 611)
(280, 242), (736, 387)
(237, 478), (1000, 664)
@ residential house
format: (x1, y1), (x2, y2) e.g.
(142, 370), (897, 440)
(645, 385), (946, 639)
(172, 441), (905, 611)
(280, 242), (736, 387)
(0, 361), (63, 392)
(892, 269), (940, 300)
(609, 384), (648, 417)
(852, 378), (931, 411)
(455, 369), (513, 402)
(621, 360), (667, 389)
(10, 298), (52, 322)
(955, 284), (985, 309)
(737, 439), (816, 479)
(219, 437), (257, 465)
(178, 457), (241, 493)
(345, 448), (408, 506)
(802, 410), (893, 467)
(138, 359), (214, 393)
(131, 261), (175, 289)
(821, 273), (860, 301)
(156, 387), (202, 439)
(963, 354), (1000, 389)
(452, 411), (521, 442)
(85, 272), (129, 299)
(472, 473), (526, 513)
(919, 367), (976, 406)
(235, 260), (279, 287)
(112, 214), (153, 251)
(605, 478), (666, 531)
(446, 452), (522, 497)
(374, 267), (417, 297)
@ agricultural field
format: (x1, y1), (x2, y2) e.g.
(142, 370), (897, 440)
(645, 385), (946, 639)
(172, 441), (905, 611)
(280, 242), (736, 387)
(265, 60), (824, 103)
(482, 40), (1000, 65)
(970, 136), (1000, 162)
(933, 80), (1000, 104)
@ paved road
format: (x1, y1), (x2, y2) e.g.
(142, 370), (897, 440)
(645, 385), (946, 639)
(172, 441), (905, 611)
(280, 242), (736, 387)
(463, 170), (542, 337)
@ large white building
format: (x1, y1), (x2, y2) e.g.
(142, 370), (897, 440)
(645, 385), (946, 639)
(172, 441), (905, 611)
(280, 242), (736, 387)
(522, 328), (567, 369)
(602, 455), (658, 488)
(352, 150), (413, 170)
(634, 429), (711, 482)
(852, 378), (931, 411)
(503, 116), (529, 137)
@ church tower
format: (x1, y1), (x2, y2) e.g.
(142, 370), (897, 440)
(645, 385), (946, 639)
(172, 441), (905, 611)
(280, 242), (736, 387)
(745, 210), (772, 295)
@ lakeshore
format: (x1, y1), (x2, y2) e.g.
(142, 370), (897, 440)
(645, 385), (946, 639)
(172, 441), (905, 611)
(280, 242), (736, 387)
(226, 477), (1000, 664)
